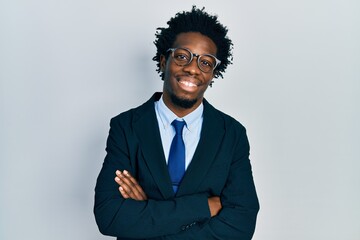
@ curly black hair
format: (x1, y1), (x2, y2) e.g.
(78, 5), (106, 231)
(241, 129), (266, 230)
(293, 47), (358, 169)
(153, 6), (233, 79)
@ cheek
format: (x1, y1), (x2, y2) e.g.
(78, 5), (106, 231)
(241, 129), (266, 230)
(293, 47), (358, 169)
(203, 75), (214, 86)
(163, 67), (173, 82)
(163, 60), (175, 77)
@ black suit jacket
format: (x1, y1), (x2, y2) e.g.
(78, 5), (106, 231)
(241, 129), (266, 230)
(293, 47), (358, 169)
(94, 93), (259, 239)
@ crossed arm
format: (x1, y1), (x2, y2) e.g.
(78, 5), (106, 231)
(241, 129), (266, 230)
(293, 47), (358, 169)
(114, 170), (222, 217)
(95, 117), (259, 239)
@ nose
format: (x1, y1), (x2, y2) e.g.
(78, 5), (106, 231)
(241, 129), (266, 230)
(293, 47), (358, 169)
(183, 56), (201, 74)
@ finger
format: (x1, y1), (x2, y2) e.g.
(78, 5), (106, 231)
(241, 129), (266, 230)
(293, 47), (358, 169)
(115, 170), (147, 200)
(115, 170), (123, 179)
(122, 170), (146, 199)
(115, 170), (122, 186)
(117, 179), (133, 197)
(123, 170), (141, 187)
(115, 171), (136, 199)
(116, 170), (132, 187)
(118, 172), (144, 200)
(119, 180), (143, 200)
(115, 176), (124, 188)
(122, 170), (147, 200)
(115, 176), (129, 198)
(119, 186), (130, 198)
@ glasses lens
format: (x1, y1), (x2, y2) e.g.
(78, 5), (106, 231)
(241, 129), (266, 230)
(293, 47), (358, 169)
(172, 48), (191, 66)
(170, 48), (218, 73)
(198, 55), (216, 72)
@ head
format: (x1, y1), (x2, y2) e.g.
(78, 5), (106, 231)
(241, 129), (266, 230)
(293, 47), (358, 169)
(153, 6), (233, 114)
(153, 6), (233, 80)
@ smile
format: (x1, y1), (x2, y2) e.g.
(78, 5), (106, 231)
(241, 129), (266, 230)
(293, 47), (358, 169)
(179, 80), (197, 87)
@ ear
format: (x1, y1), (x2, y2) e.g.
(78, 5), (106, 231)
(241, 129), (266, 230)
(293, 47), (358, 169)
(160, 55), (166, 72)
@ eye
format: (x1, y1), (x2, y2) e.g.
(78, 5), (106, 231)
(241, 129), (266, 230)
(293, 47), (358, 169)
(200, 59), (212, 67)
(200, 57), (216, 70)
(175, 54), (189, 61)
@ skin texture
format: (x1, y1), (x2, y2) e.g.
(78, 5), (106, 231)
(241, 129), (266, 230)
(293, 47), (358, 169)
(160, 32), (217, 118)
(114, 32), (222, 217)
(115, 170), (147, 200)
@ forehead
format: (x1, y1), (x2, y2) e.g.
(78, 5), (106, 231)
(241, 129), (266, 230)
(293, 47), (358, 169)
(172, 32), (217, 55)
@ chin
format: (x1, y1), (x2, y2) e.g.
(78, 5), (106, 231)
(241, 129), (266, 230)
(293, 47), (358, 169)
(170, 93), (198, 109)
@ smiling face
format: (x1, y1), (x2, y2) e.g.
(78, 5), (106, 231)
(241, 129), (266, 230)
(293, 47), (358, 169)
(160, 32), (217, 117)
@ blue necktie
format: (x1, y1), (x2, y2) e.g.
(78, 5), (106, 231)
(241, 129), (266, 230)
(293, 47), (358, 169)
(168, 120), (186, 193)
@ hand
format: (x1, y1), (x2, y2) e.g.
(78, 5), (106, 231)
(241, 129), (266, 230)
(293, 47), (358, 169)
(208, 196), (222, 217)
(115, 170), (148, 201)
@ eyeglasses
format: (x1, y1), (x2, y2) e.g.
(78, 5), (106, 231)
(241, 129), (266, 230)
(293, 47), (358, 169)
(167, 48), (221, 73)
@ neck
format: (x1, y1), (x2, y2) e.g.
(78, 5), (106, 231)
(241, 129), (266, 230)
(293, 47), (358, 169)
(162, 94), (202, 118)
(168, 104), (200, 118)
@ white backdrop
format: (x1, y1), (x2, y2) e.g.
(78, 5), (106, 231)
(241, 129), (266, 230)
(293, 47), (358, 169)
(1, 0), (359, 239)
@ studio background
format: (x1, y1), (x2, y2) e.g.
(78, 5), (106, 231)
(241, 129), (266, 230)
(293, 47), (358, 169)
(1, 0), (359, 239)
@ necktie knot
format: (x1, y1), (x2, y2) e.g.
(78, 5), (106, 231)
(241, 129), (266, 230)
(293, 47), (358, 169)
(171, 120), (186, 135)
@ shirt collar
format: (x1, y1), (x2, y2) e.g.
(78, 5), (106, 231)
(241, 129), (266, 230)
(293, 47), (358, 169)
(156, 95), (203, 132)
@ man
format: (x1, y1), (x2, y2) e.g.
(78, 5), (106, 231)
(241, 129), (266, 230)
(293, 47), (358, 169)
(94, 6), (259, 240)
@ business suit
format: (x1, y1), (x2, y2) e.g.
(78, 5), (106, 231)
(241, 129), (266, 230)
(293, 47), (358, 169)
(94, 92), (259, 239)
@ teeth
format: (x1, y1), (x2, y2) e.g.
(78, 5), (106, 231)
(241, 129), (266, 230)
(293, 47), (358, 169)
(179, 80), (197, 87)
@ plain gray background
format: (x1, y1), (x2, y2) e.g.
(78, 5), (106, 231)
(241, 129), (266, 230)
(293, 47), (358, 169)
(1, 0), (359, 239)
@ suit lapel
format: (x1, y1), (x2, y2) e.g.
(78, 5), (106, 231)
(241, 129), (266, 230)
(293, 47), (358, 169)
(133, 93), (174, 199)
(177, 100), (225, 195)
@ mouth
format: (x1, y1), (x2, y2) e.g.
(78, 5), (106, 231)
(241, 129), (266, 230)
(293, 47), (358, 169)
(179, 79), (197, 87)
(176, 76), (200, 91)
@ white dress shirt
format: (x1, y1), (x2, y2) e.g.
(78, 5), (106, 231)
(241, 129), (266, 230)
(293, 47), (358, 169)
(154, 95), (203, 170)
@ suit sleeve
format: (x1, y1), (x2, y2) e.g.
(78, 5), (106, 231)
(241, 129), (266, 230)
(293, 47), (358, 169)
(158, 123), (260, 240)
(94, 117), (211, 239)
